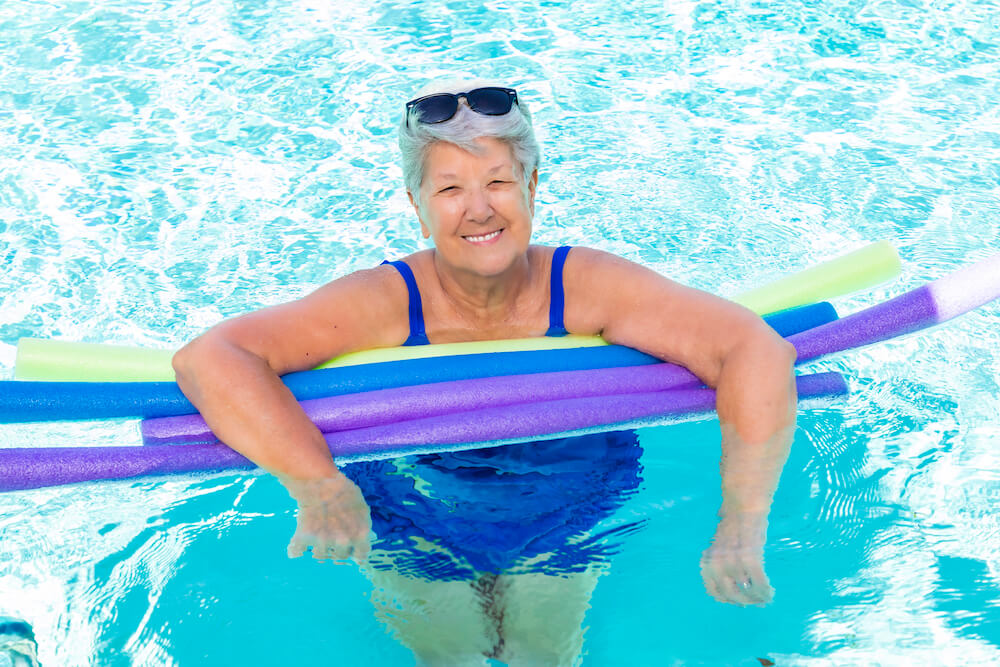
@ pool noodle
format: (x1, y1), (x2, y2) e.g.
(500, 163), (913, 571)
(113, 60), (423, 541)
(13, 240), (900, 382)
(13, 335), (605, 383)
(787, 254), (1000, 361)
(0, 304), (833, 423)
(0, 372), (848, 492)
(0, 347), (653, 423)
(5, 252), (991, 494)
(735, 240), (900, 314)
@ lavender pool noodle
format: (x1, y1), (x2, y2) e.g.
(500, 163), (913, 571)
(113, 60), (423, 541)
(143, 362), (704, 445)
(787, 254), (1000, 362)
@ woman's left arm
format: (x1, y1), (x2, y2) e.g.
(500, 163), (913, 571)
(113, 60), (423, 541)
(562, 247), (797, 606)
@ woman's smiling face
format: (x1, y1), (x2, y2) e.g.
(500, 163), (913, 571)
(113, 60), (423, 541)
(410, 136), (537, 277)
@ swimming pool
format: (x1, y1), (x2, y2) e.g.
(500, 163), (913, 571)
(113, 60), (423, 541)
(1, 0), (999, 663)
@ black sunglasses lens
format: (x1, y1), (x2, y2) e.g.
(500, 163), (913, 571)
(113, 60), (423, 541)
(466, 88), (514, 115)
(412, 95), (459, 124)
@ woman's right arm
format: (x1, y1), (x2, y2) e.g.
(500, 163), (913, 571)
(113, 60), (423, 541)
(171, 265), (411, 559)
(173, 266), (408, 476)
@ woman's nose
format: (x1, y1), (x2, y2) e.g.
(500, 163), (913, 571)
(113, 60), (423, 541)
(464, 186), (494, 222)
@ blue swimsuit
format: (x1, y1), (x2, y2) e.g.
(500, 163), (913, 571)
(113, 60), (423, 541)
(380, 244), (572, 345)
(341, 246), (644, 580)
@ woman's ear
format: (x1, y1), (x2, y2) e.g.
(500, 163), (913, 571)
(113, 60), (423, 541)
(407, 190), (432, 239)
(528, 168), (538, 215)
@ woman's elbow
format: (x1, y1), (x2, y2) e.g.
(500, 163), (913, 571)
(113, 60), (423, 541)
(172, 332), (230, 383)
(740, 321), (797, 371)
(172, 337), (206, 383)
(770, 333), (797, 369)
(173, 328), (269, 384)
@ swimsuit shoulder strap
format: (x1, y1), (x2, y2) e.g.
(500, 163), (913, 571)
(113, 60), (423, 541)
(381, 259), (430, 346)
(545, 245), (571, 337)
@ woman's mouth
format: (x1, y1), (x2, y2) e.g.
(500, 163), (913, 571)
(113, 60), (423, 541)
(463, 229), (503, 245)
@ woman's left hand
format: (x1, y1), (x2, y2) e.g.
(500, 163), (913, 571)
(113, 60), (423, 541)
(278, 472), (374, 564)
(699, 512), (773, 606)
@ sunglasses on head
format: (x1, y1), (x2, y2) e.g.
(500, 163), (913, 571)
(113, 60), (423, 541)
(405, 87), (519, 128)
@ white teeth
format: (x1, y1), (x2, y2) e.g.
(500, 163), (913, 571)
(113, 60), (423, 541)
(464, 230), (501, 243)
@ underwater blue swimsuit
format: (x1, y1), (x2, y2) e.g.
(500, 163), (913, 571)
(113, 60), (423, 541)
(345, 246), (644, 581)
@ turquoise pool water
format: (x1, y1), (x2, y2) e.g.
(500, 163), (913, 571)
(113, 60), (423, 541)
(1, 0), (999, 664)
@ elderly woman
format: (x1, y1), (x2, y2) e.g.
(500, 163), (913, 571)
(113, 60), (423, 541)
(173, 78), (797, 661)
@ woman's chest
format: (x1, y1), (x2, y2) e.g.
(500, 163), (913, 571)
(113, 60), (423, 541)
(420, 284), (552, 343)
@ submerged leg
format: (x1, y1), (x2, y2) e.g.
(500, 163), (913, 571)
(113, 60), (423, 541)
(364, 559), (498, 666)
(493, 568), (603, 667)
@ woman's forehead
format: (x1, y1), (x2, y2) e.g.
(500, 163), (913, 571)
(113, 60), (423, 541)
(425, 139), (516, 177)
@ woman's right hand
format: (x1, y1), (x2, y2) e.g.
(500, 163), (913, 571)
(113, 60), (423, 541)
(277, 472), (374, 564)
(699, 512), (773, 606)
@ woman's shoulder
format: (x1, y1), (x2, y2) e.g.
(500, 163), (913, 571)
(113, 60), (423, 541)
(529, 244), (637, 293)
(561, 246), (687, 301)
(560, 245), (637, 275)
(559, 245), (675, 336)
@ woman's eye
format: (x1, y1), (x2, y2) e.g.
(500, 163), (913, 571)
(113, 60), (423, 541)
(440, 186), (457, 193)
(490, 180), (509, 185)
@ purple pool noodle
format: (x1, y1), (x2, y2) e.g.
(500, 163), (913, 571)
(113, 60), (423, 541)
(787, 287), (937, 361)
(320, 387), (720, 456)
(0, 442), (254, 491)
(788, 254), (1000, 361)
(0, 372), (846, 492)
(143, 363), (703, 445)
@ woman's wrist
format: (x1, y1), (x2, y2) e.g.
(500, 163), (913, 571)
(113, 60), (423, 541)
(267, 433), (342, 483)
(276, 470), (352, 506)
(711, 511), (769, 546)
(717, 505), (771, 530)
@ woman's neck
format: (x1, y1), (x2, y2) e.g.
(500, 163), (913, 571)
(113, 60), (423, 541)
(430, 248), (535, 326)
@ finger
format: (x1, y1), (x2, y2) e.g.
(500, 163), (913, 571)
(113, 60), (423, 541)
(722, 574), (758, 606)
(747, 588), (773, 606)
(320, 541), (352, 563)
(700, 555), (724, 602)
(316, 539), (348, 562)
(287, 535), (307, 559)
(742, 564), (773, 605)
(750, 564), (771, 592)
(313, 540), (332, 561)
(745, 579), (774, 606)
(701, 568), (723, 602)
(736, 576), (772, 606)
(705, 579), (723, 603)
(351, 537), (371, 563)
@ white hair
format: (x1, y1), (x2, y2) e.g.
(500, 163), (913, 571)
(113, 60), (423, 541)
(398, 77), (541, 207)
